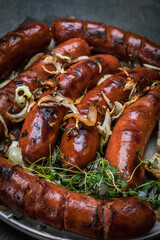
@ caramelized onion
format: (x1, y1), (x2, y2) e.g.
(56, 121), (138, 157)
(6, 100), (35, 123)
(143, 64), (160, 71)
(97, 110), (112, 153)
(24, 53), (44, 70)
(42, 53), (102, 75)
(64, 104), (97, 127)
(0, 71), (16, 89)
(38, 93), (78, 113)
(0, 114), (8, 138)
(15, 86), (32, 108)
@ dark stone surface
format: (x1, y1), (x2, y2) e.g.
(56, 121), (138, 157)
(0, 0), (160, 44)
(0, 0), (159, 239)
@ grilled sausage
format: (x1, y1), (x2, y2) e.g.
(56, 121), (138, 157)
(51, 18), (160, 67)
(0, 38), (91, 137)
(0, 22), (52, 80)
(105, 84), (160, 188)
(19, 54), (120, 163)
(60, 68), (160, 171)
(0, 156), (156, 239)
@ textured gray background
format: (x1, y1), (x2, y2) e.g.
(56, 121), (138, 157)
(0, 0), (160, 239)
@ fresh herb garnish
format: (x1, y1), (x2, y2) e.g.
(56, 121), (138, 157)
(25, 148), (160, 209)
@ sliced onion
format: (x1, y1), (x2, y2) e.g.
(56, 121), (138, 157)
(101, 91), (113, 109)
(50, 52), (71, 62)
(64, 104), (97, 127)
(112, 94), (141, 120)
(6, 100), (35, 122)
(43, 55), (66, 75)
(72, 56), (102, 73)
(97, 110), (112, 153)
(24, 53), (44, 70)
(0, 114), (8, 138)
(42, 54), (102, 75)
(143, 64), (160, 71)
(0, 71), (16, 89)
(42, 52), (71, 75)
(110, 101), (123, 118)
(97, 74), (112, 86)
(38, 93), (78, 114)
(7, 141), (24, 166)
(15, 86), (32, 108)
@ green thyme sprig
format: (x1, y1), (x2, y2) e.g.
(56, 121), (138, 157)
(25, 148), (160, 209)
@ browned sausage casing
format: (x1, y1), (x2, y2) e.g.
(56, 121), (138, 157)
(51, 18), (160, 67)
(0, 22), (52, 80)
(19, 54), (120, 163)
(0, 38), (91, 137)
(0, 157), (156, 239)
(60, 68), (160, 172)
(105, 84), (160, 187)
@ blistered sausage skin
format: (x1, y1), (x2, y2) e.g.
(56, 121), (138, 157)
(105, 84), (160, 187)
(60, 68), (160, 171)
(19, 54), (120, 163)
(0, 157), (156, 239)
(0, 38), (91, 137)
(0, 22), (52, 80)
(52, 18), (160, 67)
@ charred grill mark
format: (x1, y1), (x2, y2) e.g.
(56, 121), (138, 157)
(14, 80), (23, 85)
(40, 107), (55, 121)
(1, 34), (19, 41)
(21, 130), (28, 138)
(32, 138), (37, 144)
(95, 56), (103, 64)
(0, 166), (12, 180)
(85, 28), (106, 40)
(114, 38), (125, 44)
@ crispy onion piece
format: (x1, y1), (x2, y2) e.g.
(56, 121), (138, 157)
(97, 93), (123, 152)
(119, 67), (137, 93)
(42, 52), (72, 75)
(101, 91), (123, 119)
(24, 53), (44, 70)
(112, 94), (141, 120)
(7, 141), (24, 166)
(38, 93), (78, 113)
(0, 71), (17, 89)
(97, 110), (112, 153)
(143, 64), (160, 71)
(101, 91), (113, 109)
(0, 114), (8, 138)
(15, 86), (32, 108)
(6, 100), (35, 123)
(42, 53), (102, 75)
(71, 56), (102, 73)
(64, 104), (97, 127)
(97, 74), (112, 86)
(38, 92), (97, 128)
(112, 85), (154, 120)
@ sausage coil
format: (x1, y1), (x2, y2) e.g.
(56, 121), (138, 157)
(0, 157), (156, 239)
(51, 18), (160, 67)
